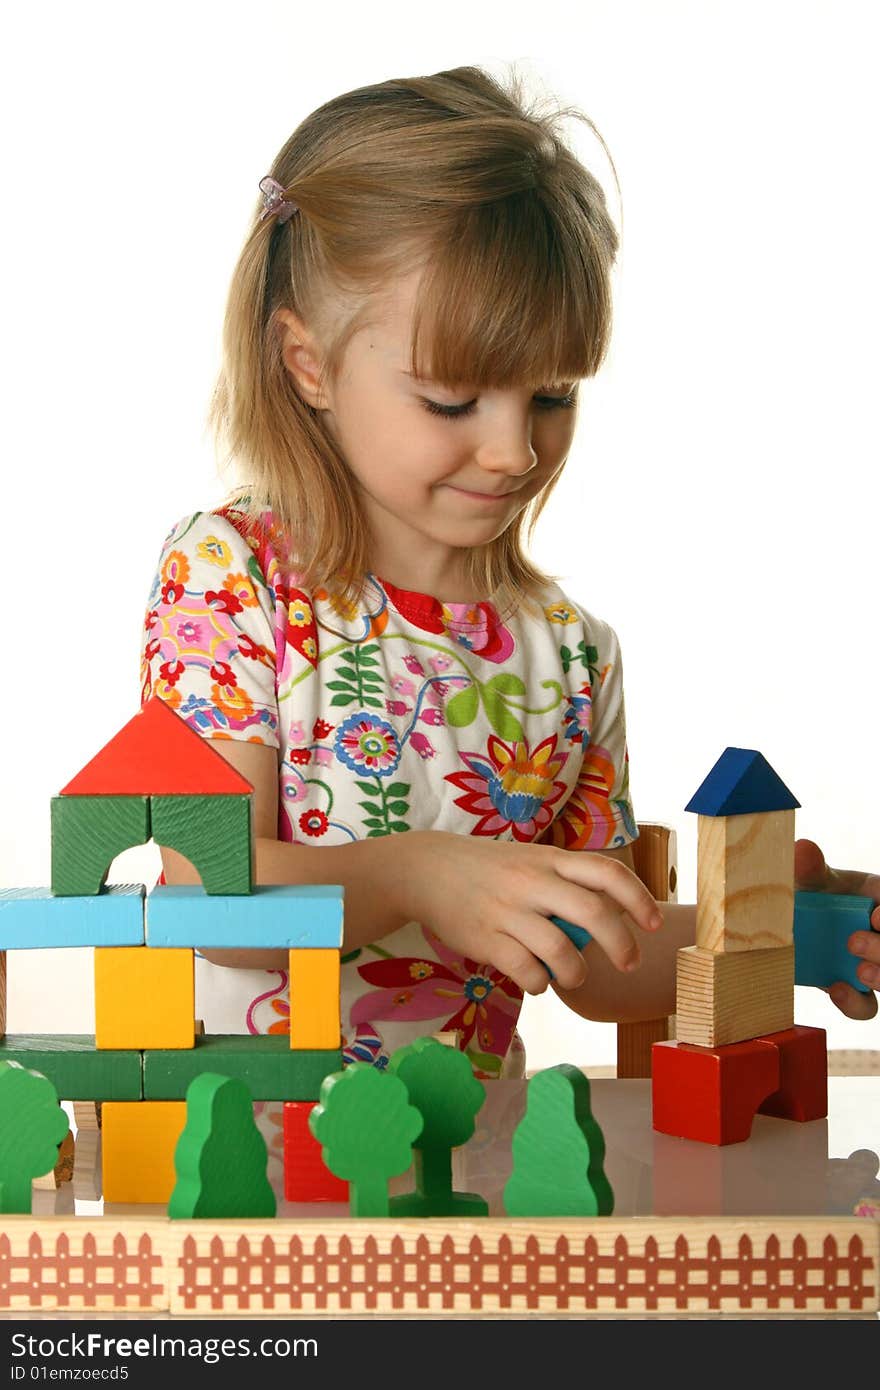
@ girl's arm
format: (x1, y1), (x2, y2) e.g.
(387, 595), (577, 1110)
(161, 741), (662, 994)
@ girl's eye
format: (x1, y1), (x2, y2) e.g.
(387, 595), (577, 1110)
(421, 391), (578, 420)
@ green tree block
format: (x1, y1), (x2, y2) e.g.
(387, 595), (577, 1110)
(150, 795), (253, 895)
(309, 1064), (423, 1217)
(388, 1037), (488, 1217)
(504, 1064), (614, 1217)
(51, 796), (151, 896)
(168, 1072), (276, 1219)
(0, 1061), (70, 1212)
(0, 1036), (142, 1099)
(143, 1036), (341, 1100)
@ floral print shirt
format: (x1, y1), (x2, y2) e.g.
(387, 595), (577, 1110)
(140, 505), (636, 1079)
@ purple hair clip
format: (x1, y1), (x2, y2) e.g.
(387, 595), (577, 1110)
(259, 175), (299, 224)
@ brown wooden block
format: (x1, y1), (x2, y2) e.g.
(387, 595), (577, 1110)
(675, 943), (794, 1046)
(696, 809), (794, 952)
(616, 1016), (675, 1078)
(631, 823), (678, 902)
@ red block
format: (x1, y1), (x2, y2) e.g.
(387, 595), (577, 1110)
(756, 1025), (828, 1122)
(652, 1038), (780, 1145)
(283, 1101), (348, 1203)
(60, 696), (253, 796)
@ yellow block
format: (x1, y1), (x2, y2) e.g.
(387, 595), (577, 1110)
(102, 1101), (186, 1204)
(94, 946), (194, 1049)
(288, 948), (340, 1049)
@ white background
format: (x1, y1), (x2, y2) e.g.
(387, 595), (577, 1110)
(1, 1), (877, 1066)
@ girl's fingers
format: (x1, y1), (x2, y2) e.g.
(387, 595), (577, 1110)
(829, 981), (878, 1021)
(541, 884), (642, 974)
(555, 852), (663, 935)
(488, 933), (554, 997)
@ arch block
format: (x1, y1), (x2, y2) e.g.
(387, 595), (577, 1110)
(150, 794), (253, 895)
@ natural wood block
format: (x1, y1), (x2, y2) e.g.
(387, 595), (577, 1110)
(675, 944), (794, 1047)
(50, 796), (151, 896)
(95, 947), (194, 1049)
(696, 809), (794, 952)
(289, 949), (341, 1049)
(72, 1130), (102, 1201)
(150, 794), (253, 895)
(73, 1100), (102, 1131)
(102, 1101), (186, 1204)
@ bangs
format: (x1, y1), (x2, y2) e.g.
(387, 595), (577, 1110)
(407, 192), (612, 390)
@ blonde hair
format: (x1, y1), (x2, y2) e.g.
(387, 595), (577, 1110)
(209, 64), (621, 614)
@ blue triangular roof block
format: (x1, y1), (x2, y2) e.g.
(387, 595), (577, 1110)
(685, 748), (800, 816)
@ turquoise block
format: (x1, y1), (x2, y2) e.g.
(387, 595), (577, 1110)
(0, 885), (145, 949)
(145, 883), (344, 948)
(793, 891), (875, 993)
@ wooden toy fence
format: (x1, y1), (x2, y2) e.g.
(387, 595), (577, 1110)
(1, 1216), (877, 1317)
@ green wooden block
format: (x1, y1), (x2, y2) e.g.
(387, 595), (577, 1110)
(0, 1036), (142, 1100)
(388, 1037), (487, 1217)
(51, 796), (151, 896)
(169, 1073), (275, 1219)
(0, 1061), (70, 1213)
(309, 1064), (423, 1218)
(503, 1063), (614, 1217)
(150, 795), (252, 895)
(143, 1034), (341, 1100)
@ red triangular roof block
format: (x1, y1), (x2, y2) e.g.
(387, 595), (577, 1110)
(59, 696), (254, 796)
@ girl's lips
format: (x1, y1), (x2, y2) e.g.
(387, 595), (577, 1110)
(447, 485), (514, 501)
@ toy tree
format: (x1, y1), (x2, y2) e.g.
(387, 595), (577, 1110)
(168, 1072), (276, 1219)
(388, 1036), (488, 1216)
(504, 1064), (614, 1217)
(309, 1063), (422, 1216)
(0, 1061), (69, 1214)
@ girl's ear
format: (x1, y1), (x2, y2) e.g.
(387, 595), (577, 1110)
(275, 308), (330, 409)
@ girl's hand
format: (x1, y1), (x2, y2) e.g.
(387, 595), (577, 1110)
(395, 831), (662, 997)
(795, 838), (880, 1020)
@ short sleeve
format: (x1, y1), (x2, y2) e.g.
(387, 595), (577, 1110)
(140, 511), (281, 749)
(544, 610), (637, 852)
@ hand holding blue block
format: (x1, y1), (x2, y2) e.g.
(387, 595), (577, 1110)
(793, 891), (876, 993)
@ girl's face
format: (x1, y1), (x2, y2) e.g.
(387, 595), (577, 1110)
(282, 268), (580, 598)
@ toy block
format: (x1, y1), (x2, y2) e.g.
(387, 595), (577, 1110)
(73, 1099), (102, 1131)
(631, 822), (679, 900)
(102, 1101), (186, 1204)
(169, 1073), (275, 1219)
(288, 949), (341, 1049)
(50, 798), (150, 896)
(33, 1127), (75, 1190)
(794, 891), (876, 992)
(685, 747), (800, 817)
(309, 1064), (423, 1217)
(0, 1061), (69, 1212)
(616, 1016), (675, 1078)
(388, 1037), (488, 1217)
(150, 794), (253, 895)
(59, 694), (254, 796)
(146, 883), (344, 948)
(143, 1034), (342, 1100)
(95, 947), (194, 1049)
(695, 809), (795, 952)
(0, 1036), (141, 1099)
(675, 943), (794, 1047)
(652, 1038), (780, 1145)
(283, 1101), (349, 1202)
(757, 1025), (828, 1122)
(72, 1129), (102, 1201)
(504, 1064), (613, 1216)
(0, 884), (146, 947)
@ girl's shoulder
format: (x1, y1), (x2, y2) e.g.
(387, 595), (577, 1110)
(156, 499), (294, 578)
(520, 578), (623, 656)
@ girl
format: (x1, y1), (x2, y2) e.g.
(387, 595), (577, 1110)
(141, 64), (879, 1082)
